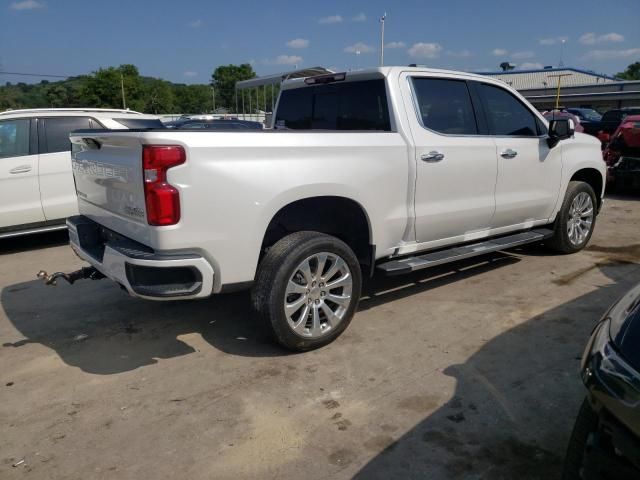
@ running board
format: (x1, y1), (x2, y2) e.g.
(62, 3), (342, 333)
(377, 229), (554, 276)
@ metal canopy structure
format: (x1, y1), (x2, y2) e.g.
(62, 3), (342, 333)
(235, 66), (334, 90)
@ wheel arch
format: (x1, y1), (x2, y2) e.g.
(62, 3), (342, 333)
(260, 195), (374, 270)
(570, 168), (604, 210)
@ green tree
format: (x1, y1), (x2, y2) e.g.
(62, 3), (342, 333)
(80, 64), (145, 110)
(145, 79), (175, 113)
(616, 62), (640, 80)
(211, 63), (256, 110)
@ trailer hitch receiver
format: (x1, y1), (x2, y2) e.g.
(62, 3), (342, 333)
(37, 267), (105, 286)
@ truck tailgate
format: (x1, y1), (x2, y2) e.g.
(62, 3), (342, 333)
(70, 131), (150, 244)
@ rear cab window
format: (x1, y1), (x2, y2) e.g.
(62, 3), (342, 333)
(275, 79), (391, 131)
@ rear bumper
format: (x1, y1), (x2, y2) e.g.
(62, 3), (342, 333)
(67, 216), (214, 300)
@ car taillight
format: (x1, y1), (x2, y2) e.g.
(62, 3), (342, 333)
(142, 145), (186, 226)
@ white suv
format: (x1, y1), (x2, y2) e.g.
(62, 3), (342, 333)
(0, 108), (162, 238)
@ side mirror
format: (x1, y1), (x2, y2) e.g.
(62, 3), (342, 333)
(547, 118), (574, 148)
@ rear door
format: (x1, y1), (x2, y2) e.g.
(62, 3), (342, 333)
(474, 82), (562, 228)
(401, 74), (497, 243)
(0, 118), (45, 228)
(38, 116), (95, 221)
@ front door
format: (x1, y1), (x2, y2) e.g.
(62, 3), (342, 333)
(0, 118), (45, 228)
(402, 75), (497, 244)
(474, 82), (562, 227)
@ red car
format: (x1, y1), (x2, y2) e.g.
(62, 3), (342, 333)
(542, 110), (584, 133)
(602, 115), (640, 190)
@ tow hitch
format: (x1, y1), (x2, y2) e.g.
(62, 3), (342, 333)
(36, 267), (105, 286)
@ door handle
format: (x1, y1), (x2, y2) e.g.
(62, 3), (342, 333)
(9, 165), (32, 174)
(500, 149), (518, 159)
(421, 151), (445, 162)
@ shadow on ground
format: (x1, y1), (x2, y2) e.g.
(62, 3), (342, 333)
(352, 260), (640, 479)
(2, 248), (519, 374)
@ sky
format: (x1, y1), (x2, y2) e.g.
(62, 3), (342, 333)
(1, 0), (639, 84)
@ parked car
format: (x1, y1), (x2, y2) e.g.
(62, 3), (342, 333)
(563, 283), (640, 479)
(543, 110), (584, 133)
(164, 119), (263, 130)
(602, 114), (640, 190)
(55, 67), (605, 351)
(0, 108), (163, 239)
(566, 108), (602, 130)
(587, 107), (640, 139)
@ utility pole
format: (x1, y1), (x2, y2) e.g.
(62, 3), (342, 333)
(211, 86), (216, 112)
(379, 13), (386, 67)
(120, 72), (127, 109)
(559, 39), (566, 67)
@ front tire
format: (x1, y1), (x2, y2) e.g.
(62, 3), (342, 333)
(251, 231), (362, 351)
(548, 181), (597, 254)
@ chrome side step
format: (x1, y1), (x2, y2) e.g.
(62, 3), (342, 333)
(377, 229), (554, 276)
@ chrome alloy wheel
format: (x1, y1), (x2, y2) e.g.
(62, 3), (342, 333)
(567, 192), (594, 246)
(284, 252), (353, 338)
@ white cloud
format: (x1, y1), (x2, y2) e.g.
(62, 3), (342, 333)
(10, 0), (44, 10)
(385, 41), (406, 49)
(511, 51), (535, 60)
(446, 49), (471, 57)
(352, 12), (366, 22)
(183, 71), (197, 77)
(492, 48), (508, 56)
(188, 19), (202, 28)
(539, 36), (568, 46)
(344, 42), (375, 54)
(319, 14), (343, 24)
(579, 32), (624, 45)
(286, 38), (309, 49)
(270, 55), (303, 65)
(583, 48), (640, 60)
(408, 42), (443, 59)
(519, 62), (543, 70)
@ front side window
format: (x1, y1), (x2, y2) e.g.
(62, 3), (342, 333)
(0, 119), (30, 158)
(275, 79), (391, 131)
(412, 78), (478, 135)
(479, 83), (538, 136)
(42, 117), (93, 154)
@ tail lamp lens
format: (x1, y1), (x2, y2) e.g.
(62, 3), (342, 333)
(142, 145), (185, 226)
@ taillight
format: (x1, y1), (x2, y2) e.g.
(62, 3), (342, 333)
(142, 145), (186, 226)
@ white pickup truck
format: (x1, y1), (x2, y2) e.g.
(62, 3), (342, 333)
(59, 67), (605, 351)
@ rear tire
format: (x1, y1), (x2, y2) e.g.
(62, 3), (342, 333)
(547, 181), (597, 254)
(251, 231), (362, 351)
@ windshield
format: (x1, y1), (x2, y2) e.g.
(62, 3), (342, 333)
(580, 109), (602, 121)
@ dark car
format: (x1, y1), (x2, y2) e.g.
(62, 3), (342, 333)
(164, 119), (263, 130)
(587, 107), (640, 139)
(563, 283), (640, 479)
(567, 108), (602, 124)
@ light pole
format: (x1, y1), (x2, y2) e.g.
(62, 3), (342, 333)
(379, 13), (386, 67)
(120, 72), (127, 109)
(210, 79), (217, 113)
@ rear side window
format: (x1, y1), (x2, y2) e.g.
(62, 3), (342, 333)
(41, 116), (93, 154)
(412, 78), (478, 134)
(478, 83), (538, 136)
(275, 79), (391, 131)
(0, 119), (30, 158)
